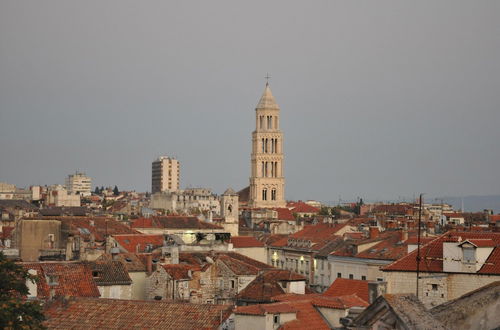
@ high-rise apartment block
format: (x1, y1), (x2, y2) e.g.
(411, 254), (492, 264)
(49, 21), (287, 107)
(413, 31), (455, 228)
(151, 156), (180, 193)
(65, 172), (92, 197)
(249, 83), (285, 208)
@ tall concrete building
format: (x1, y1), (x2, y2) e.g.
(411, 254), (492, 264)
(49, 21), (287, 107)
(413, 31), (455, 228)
(151, 156), (180, 194)
(249, 83), (285, 208)
(65, 172), (92, 197)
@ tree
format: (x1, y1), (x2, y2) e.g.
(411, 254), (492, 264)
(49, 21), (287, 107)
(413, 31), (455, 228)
(113, 185), (119, 196)
(0, 252), (46, 329)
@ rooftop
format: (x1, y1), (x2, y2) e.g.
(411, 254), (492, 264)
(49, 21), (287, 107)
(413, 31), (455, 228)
(44, 298), (232, 329)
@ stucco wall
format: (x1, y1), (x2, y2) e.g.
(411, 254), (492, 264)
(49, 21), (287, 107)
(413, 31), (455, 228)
(235, 247), (267, 264)
(18, 220), (61, 261)
(384, 271), (500, 308)
(235, 315), (267, 330)
(98, 284), (132, 299)
(129, 272), (147, 300)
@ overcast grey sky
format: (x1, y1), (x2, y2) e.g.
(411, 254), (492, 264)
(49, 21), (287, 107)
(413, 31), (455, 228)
(1, 1), (499, 202)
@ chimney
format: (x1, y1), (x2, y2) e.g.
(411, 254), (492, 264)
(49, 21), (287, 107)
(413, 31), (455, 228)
(146, 254), (153, 274)
(368, 281), (387, 303)
(400, 230), (408, 242)
(369, 227), (379, 239)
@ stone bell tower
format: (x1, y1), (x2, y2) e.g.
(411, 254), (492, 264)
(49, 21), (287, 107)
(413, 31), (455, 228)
(249, 82), (286, 208)
(221, 188), (239, 237)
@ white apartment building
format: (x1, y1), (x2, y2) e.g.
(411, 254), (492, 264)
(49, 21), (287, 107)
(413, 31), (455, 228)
(150, 188), (220, 214)
(151, 156), (180, 194)
(65, 172), (92, 197)
(46, 185), (81, 207)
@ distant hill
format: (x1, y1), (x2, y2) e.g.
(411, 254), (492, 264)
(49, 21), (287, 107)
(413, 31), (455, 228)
(437, 195), (500, 214)
(322, 195), (500, 214)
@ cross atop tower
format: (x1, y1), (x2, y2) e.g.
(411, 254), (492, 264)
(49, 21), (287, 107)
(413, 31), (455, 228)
(265, 73), (271, 86)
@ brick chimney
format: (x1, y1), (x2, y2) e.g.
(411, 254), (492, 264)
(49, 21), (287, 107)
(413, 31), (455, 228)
(369, 227), (379, 239)
(146, 254), (153, 274)
(399, 230), (408, 242)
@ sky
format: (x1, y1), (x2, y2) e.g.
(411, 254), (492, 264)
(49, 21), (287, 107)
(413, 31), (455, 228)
(1, 1), (499, 203)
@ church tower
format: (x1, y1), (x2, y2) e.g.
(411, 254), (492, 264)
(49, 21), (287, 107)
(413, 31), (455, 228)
(221, 188), (239, 237)
(249, 83), (286, 208)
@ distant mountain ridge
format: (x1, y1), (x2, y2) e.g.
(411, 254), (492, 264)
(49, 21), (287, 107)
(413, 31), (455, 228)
(322, 195), (500, 214)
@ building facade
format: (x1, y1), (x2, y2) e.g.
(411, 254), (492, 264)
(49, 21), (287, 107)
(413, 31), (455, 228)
(249, 83), (286, 208)
(151, 156), (180, 194)
(65, 172), (92, 197)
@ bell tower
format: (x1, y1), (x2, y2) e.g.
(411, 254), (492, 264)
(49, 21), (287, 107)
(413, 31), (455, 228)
(249, 82), (285, 208)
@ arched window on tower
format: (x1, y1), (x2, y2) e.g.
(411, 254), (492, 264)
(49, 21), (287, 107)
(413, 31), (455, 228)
(260, 116), (264, 129)
(268, 116), (273, 129)
(262, 189), (268, 201)
(265, 138), (268, 153)
(270, 162), (274, 177)
(271, 189), (276, 201)
(262, 138), (265, 153)
(274, 162), (278, 177)
(275, 116), (278, 129)
(261, 162), (265, 177)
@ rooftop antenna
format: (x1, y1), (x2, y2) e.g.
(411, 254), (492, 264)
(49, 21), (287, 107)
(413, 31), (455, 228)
(416, 193), (424, 299)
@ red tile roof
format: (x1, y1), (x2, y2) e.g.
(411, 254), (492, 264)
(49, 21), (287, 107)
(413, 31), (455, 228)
(279, 301), (331, 330)
(312, 294), (369, 309)
(383, 231), (500, 274)
(112, 234), (165, 253)
(322, 278), (370, 303)
(237, 270), (306, 302)
(56, 217), (139, 242)
(85, 260), (132, 286)
(162, 264), (194, 280)
(234, 303), (298, 315)
(459, 239), (496, 248)
(20, 262), (100, 299)
(490, 215), (500, 222)
(97, 253), (146, 272)
(44, 298), (232, 329)
(273, 208), (295, 221)
(230, 236), (265, 248)
(0, 226), (14, 240)
(287, 201), (320, 214)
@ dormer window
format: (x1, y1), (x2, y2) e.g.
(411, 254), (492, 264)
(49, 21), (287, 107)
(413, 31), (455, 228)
(462, 246), (475, 264)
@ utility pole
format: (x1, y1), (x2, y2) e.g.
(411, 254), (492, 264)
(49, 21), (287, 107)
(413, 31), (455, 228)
(416, 193), (423, 299)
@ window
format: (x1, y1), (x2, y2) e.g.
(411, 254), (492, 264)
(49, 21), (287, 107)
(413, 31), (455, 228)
(231, 280), (235, 289)
(271, 189), (276, 201)
(337, 273), (342, 278)
(463, 247), (475, 264)
(262, 189), (267, 201)
(361, 276), (366, 281)
(273, 314), (280, 325)
(349, 274), (354, 279)
(432, 284), (438, 291)
(377, 278), (384, 282)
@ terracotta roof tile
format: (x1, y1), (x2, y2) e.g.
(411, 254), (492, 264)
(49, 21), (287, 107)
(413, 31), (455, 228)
(230, 236), (265, 248)
(237, 270), (306, 303)
(20, 262), (100, 299)
(113, 234), (165, 253)
(272, 208), (295, 221)
(322, 278), (370, 303)
(383, 231), (500, 274)
(287, 202), (320, 214)
(44, 298), (232, 329)
(85, 260), (132, 286)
